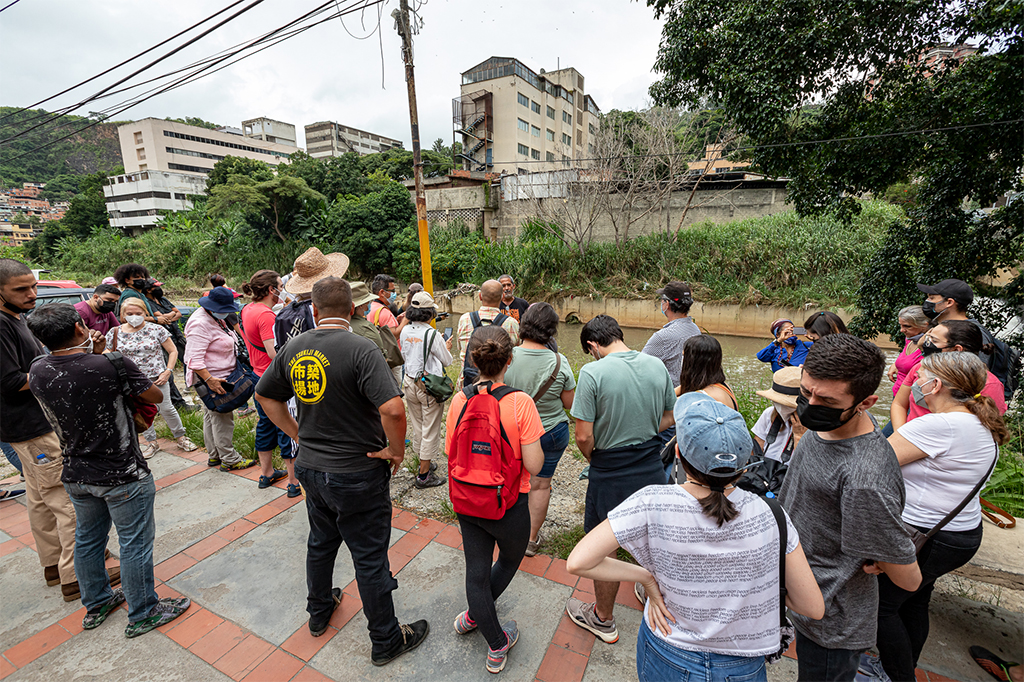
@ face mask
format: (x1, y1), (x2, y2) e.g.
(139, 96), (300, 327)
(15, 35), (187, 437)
(98, 300), (116, 314)
(661, 301), (668, 317)
(911, 378), (937, 408)
(775, 404), (796, 420)
(65, 336), (94, 354)
(125, 314), (145, 327)
(211, 311), (230, 320)
(922, 300), (943, 320)
(796, 394), (857, 432)
(0, 294), (32, 315)
(784, 336), (798, 345)
(919, 339), (944, 356)
(908, 331), (925, 343)
(388, 291), (397, 303)
(315, 317), (350, 329)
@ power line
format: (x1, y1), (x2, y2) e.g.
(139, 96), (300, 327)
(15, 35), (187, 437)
(0, 0), (255, 124)
(0, 0), (22, 13)
(0, 0), (388, 165)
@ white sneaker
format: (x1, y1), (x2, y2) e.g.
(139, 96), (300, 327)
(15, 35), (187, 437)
(141, 443), (159, 459)
(176, 436), (198, 452)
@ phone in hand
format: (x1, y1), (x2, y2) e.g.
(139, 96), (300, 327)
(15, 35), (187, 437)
(220, 382), (235, 393)
(442, 327), (453, 341)
(791, 327), (806, 336)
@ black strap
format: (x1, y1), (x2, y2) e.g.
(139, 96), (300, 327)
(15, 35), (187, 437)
(765, 412), (784, 445)
(764, 496), (788, 628)
(105, 351), (131, 398)
(922, 440), (1000, 541)
(422, 328), (436, 371)
(532, 352), (562, 402)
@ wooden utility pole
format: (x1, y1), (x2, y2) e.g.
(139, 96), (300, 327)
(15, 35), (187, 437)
(395, 0), (434, 296)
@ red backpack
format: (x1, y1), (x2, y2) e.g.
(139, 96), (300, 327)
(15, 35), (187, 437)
(448, 382), (523, 520)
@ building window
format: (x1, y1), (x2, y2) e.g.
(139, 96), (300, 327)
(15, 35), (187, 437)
(518, 118), (529, 132)
(546, 152), (555, 162)
(546, 129), (555, 141)
(517, 143), (530, 157)
(589, 123), (597, 135)
(577, 129), (583, 146)
(136, 148), (146, 161)
(531, 101), (541, 114)
(546, 105), (555, 120)
(518, 93), (529, 107)
(531, 125), (540, 137)
(563, 111), (572, 125)
(531, 148), (540, 160)
(589, 143), (595, 154)
(168, 162), (213, 174)
(133, 132), (143, 145)
(562, 133), (572, 145)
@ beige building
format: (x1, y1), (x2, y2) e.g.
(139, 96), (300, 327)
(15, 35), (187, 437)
(687, 143), (752, 176)
(304, 121), (404, 158)
(454, 57), (601, 174)
(117, 118), (297, 176)
(242, 117), (297, 147)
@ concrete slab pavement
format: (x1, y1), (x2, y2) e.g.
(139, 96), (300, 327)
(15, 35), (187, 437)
(0, 546), (80, 653)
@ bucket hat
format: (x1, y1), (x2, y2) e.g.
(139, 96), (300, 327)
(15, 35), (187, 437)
(350, 281), (376, 308)
(755, 366), (802, 409)
(674, 393), (753, 475)
(198, 286), (241, 314)
(285, 247), (350, 295)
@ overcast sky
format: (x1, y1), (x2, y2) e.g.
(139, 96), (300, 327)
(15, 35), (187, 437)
(2, 0), (665, 151)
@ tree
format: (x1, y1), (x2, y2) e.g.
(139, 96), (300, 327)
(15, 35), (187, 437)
(208, 174), (324, 242)
(165, 116), (221, 130)
(205, 156), (273, 193)
(359, 148), (453, 181)
(647, 0), (1024, 343)
(280, 150), (367, 199)
(330, 171), (416, 276)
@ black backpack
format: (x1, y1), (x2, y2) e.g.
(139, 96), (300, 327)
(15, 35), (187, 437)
(463, 311), (509, 385)
(972, 320), (1021, 403)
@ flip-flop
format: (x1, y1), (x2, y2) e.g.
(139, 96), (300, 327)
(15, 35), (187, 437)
(970, 645), (1019, 682)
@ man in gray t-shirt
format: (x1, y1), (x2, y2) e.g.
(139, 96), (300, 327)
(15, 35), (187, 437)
(641, 281), (700, 389)
(779, 334), (920, 682)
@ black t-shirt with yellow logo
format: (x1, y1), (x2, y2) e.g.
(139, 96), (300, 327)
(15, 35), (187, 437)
(256, 328), (400, 473)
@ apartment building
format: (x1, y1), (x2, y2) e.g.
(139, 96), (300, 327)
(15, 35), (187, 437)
(117, 118), (296, 177)
(304, 121), (404, 158)
(242, 117), (297, 147)
(0, 184), (66, 223)
(453, 57), (601, 174)
(102, 170), (209, 232)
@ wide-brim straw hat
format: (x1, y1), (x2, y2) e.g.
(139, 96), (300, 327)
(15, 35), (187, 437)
(285, 247), (350, 294)
(755, 366), (802, 408)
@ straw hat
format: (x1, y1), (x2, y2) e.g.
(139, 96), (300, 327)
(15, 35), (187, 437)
(755, 366), (802, 408)
(285, 247), (350, 294)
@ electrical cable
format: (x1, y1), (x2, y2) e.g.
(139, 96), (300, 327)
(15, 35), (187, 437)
(0, 0), (22, 13)
(0, 0), (255, 124)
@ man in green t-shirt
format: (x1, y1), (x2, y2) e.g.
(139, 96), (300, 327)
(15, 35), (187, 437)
(565, 314), (676, 645)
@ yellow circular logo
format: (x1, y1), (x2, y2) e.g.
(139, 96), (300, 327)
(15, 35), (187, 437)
(290, 355), (328, 404)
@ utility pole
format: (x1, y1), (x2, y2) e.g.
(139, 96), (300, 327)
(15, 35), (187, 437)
(395, 0), (433, 297)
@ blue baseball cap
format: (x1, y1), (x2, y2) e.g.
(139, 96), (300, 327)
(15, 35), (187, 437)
(673, 393), (753, 475)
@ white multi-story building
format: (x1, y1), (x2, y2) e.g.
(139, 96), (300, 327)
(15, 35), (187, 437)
(304, 121), (404, 158)
(243, 117), (297, 147)
(102, 170), (208, 232)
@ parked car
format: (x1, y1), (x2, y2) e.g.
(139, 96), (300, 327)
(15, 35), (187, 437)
(26, 288), (94, 316)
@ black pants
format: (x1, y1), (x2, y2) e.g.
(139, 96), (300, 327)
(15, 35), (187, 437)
(457, 492), (530, 650)
(876, 522), (983, 682)
(795, 631), (861, 682)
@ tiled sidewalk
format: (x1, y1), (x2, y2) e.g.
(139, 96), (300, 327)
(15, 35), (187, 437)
(0, 440), (964, 682)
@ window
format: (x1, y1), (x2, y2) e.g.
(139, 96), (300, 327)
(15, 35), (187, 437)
(546, 106), (555, 119)
(589, 123), (596, 135)
(562, 133), (572, 145)
(546, 152), (555, 162)
(546, 129), (555, 141)
(531, 101), (541, 114)
(531, 148), (540, 160)
(577, 129), (583, 146)
(518, 143), (530, 157)
(518, 118), (529, 132)
(518, 93), (529, 107)
(589, 143), (595, 154)
(133, 132), (143, 144)
(136, 148), (146, 161)
(531, 125), (540, 137)
(563, 111), (572, 125)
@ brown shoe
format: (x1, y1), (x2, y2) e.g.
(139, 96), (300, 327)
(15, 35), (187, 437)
(44, 565), (60, 586)
(61, 567), (121, 602)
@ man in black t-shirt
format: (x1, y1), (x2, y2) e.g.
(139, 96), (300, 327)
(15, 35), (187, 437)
(497, 274), (530, 322)
(256, 276), (429, 665)
(27, 303), (192, 638)
(0, 258), (79, 596)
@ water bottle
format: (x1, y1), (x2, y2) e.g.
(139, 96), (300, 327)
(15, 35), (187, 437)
(35, 453), (53, 465)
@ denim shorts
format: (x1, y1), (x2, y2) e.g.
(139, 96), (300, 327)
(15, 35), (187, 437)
(637, 618), (767, 682)
(254, 399), (295, 459)
(537, 421), (570, 478)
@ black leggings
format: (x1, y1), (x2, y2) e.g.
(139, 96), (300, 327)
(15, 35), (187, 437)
(876, 522), (983, 682)
(457, 492), (530, 650)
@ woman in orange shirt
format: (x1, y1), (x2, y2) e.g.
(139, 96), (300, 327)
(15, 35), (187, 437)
(445, 326), (545, 673)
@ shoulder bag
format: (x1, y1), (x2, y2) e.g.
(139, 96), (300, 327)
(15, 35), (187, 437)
(372, 305), (405, 368)
(532, 352), (562, 402)
(106, 350), (158, 432)
(764, 496), (795, 664)
(192, 320), (259, 413)
(419, 329), (455, 404)
(903, 440), (1000, 553)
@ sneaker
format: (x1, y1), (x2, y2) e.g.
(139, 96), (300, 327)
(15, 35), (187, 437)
(453, 610), (477, 635)
(0, 489), (25, 501)
(237, 405), (256, 417)
(414, 471), (445, 489)
(207, 455), (221, 467)
(140, 442), (159, 459)
(286, 483), (302, 498)
(370, 620), (429, 666)
(124, 597), (191, 638)
(176, 436), (198, 452)
(429, 460), (437, 473)
(258, 469), (287, 488)
(220, 459), (256, 472)
(857, 652), (892, 682)
(486, 621), (519, 673)
(970, 645), (1019, 682)
(82, 588), (126, 630)
(309, 587), (342, 637)
(565, 597), (618, 643)
(525, 534), (542, 558)
(634, 581), (646, 605)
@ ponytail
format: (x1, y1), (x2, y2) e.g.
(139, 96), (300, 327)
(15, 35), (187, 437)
(679, 459), (741, 527)
(963, 394), (1010, 445)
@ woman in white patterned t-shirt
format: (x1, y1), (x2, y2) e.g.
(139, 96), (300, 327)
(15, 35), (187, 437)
(567, 394), (823, 682)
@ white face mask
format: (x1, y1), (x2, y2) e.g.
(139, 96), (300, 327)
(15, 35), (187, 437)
(126, 314), (145, 328)
(775, 403), (796, 420)
(66, 336), (94, 354)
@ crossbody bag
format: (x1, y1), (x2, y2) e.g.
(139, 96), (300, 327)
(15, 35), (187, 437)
(418, 329), (455, 404)
(763, 496), (795, 664)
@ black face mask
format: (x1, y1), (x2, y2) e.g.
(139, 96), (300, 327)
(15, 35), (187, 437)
(919, 340), (944, 356)
(0, 294), (32, 315)
(97, 300), (116, 314)
(796, 394), (857, 432)
(922, 300), (942, 320)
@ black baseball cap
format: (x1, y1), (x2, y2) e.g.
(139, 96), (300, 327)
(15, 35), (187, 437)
(657, 281), (693, 303)
(916, 279), (974, 307)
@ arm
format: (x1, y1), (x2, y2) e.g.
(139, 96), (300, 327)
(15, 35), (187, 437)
(368, 396), (407, 474)
(559, 389), (574, 410)
(867, 559), (922, 592)
(184, 323), (227, 394)
(566, 520), (675, 636)
(886, 431), (929, 467)
(785, 542), (825, 619)
(138, 383), (163, 404)
(575, 419), (595, 461)
(255, 393), (298, 440)
(658, 410), (674, 433)
(262, 337), (277, 361)
(521, 439), (544, 475)
(891, 382), (912, 429)
(0, 331), (32, 393)
(153, 338), (178, 386)
(756, 341), (779, 362)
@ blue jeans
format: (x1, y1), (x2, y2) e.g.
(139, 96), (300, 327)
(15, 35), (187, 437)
(295, 463), (402, 655)
(637, 618), (766, 682)
(253, 399), (294, 459)
(794, 631), (860, 682)
(537, 421), (570, 478)
(1, 441), (22, 473)
(64, 476), (158, 623)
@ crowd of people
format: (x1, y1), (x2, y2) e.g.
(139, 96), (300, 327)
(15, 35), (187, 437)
(0, 253), (1017, 681)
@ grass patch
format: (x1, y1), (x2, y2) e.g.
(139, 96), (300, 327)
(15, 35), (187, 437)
(154, 403), (284, 468)
(543, 524), (586, 560)
(438, 497), (458, 522)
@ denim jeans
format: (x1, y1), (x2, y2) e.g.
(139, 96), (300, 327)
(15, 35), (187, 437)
(537, 421), (570, 478)
(295, 463), (402, 655)
(0, 441), (21, 473)
(876, 522), (983, 681)
(636, 618), (767, 682)
(794, 631), (861, 682)
(64, 476), (158, 623)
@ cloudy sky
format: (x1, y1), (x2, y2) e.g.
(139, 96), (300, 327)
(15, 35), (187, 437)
(2, 0), (665, 150)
